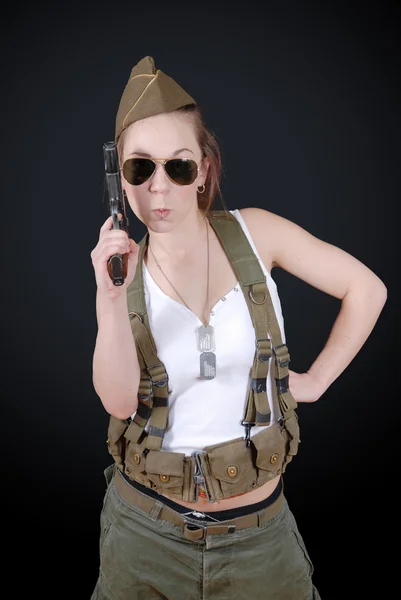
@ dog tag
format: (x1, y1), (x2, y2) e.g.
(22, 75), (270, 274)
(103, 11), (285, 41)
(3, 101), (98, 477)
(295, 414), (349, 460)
(196, 325), (215, 352)
(200, 352), (216, 380)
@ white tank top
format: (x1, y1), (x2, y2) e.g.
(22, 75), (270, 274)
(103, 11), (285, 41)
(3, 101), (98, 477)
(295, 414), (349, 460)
(138, 209), (287, 456)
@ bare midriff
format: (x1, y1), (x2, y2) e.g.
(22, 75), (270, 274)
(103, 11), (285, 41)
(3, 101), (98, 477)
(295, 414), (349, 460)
(162, 474), (282, 511)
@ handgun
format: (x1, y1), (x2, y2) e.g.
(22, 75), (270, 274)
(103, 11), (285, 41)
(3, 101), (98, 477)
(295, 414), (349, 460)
(103, 141), (130, 286)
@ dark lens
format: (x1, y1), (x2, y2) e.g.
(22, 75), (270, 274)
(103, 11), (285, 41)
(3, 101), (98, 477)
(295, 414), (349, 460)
(165, 159), (198, 185)
(123, 158), (155, 185)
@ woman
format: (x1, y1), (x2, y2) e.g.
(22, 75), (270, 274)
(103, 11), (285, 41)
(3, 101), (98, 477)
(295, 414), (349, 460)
(90, 56), (387, 599)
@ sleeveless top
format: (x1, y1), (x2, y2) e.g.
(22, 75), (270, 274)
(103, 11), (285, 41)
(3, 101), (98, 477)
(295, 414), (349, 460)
(138, 209), (287, 455)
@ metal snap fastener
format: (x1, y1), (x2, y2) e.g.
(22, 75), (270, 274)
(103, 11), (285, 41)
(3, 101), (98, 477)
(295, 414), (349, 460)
(133, 453), (140, 465)
(126, 466), (131, 475)
(160, 474), (170, 483)
(251, 481), (257, 488)
(106, 437), (110, 446)
(227, 465), (238, 477)
(270, 453), (279, 464)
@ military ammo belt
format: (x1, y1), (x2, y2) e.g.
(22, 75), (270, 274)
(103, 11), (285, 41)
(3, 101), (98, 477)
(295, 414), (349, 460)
(113, 465), (285, 541)
(108, 416), (299, 503)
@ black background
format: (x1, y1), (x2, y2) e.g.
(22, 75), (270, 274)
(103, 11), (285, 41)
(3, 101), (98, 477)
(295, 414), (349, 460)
(1, 1), (400, 598)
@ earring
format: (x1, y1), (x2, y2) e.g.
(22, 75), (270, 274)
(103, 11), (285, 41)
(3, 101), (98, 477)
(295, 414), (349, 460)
(197, 184), (205, 193)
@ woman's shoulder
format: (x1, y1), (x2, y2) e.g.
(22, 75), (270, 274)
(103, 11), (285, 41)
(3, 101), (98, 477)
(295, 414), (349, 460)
(237, 206), (291, 233)
(235, 207), (286, 271)
(235, 207), (385, 300)
(236, 206), (327, 270)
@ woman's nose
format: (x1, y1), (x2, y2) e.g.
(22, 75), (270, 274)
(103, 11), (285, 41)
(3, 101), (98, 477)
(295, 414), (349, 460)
(149, 163), (169, 192)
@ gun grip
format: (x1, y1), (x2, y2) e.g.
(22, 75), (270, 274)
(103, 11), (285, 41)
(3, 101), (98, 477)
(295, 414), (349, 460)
(107, 252), (128, 286)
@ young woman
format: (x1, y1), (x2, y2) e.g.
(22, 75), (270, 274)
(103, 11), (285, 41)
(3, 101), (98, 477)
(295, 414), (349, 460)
(90, 56), (387, 599)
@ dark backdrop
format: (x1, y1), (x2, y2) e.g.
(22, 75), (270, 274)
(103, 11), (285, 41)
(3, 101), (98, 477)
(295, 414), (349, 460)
(1, 1), (399, 598)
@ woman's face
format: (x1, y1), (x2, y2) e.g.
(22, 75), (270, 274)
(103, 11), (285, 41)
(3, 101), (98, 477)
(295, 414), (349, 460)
(120, 111), (208, 231)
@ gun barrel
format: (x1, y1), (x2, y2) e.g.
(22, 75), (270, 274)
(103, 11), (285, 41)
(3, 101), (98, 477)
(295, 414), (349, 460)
(103, 141), (123, 202)
(103, 141), (119, 174)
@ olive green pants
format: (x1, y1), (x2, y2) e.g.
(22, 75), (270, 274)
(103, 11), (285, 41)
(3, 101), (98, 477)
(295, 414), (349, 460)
(91, 465), (321, 599)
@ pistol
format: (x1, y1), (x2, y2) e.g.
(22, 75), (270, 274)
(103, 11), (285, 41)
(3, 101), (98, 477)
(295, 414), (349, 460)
(103, 141), (130, 286)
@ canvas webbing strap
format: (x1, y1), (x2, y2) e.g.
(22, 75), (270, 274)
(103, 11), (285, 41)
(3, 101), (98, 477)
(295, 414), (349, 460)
(207, 214), (271, 427)
(124, 235), (170, 451)
(208, 212), (296, 431)
(117, 210), (296, 452)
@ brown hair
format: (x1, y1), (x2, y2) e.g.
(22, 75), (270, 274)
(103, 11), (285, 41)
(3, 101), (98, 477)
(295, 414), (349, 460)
(176, 104), (227, 215)
(118, 104), (229, 216)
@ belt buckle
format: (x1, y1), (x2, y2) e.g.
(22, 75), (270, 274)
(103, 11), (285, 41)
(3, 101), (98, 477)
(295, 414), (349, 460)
(183, 520), (236, 540)
(183, 520), (207, 540)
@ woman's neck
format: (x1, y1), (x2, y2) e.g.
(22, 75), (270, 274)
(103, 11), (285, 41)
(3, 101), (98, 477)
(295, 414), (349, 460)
(147, 209), (208, 263)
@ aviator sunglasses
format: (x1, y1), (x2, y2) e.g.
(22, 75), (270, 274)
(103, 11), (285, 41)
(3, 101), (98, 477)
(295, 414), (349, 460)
(122, 157), (201, 186)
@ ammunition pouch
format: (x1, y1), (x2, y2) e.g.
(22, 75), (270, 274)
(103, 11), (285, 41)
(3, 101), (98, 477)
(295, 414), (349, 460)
(107, 410), (300, 503)
(125, 442), (187, 499)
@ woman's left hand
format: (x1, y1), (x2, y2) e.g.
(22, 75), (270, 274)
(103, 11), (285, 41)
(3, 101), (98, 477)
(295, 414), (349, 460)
(288, 370), (325, 403)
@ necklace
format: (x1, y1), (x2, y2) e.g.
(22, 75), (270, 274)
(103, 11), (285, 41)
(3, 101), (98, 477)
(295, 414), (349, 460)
(148, 216), (216, 380)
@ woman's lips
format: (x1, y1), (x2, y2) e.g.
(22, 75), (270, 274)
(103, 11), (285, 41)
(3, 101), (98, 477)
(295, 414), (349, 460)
(153, 209), (170, 218)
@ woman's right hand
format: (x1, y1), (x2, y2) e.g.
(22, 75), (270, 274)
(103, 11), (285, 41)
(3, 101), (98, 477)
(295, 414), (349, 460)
(90, 214), (140, 299)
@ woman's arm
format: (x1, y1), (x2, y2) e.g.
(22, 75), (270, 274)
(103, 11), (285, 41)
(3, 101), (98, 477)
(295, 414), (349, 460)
(93, 291), (140, 419)
(289, 282), (387, 401)
(239, 207), (387, 400)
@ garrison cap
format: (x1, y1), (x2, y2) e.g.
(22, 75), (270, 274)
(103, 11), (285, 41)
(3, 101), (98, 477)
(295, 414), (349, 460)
(115, 56), (196, 142)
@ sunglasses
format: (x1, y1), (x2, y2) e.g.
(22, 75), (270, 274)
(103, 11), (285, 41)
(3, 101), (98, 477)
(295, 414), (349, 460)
(122, 157), (200, 186)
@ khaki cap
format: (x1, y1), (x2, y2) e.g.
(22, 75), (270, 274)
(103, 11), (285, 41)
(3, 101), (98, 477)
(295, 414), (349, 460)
(115, 56), (196, 141)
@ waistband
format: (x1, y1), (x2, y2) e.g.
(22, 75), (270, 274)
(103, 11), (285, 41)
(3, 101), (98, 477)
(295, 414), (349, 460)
(120, 468), (283, 521)
(113, 466), (284, 541)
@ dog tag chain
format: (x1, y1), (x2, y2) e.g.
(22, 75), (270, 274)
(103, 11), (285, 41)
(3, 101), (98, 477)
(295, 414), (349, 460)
(148, 216), (216, 380)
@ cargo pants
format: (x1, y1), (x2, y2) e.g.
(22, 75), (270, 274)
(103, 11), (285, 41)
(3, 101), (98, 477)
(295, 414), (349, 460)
(91, 464), (321, 600)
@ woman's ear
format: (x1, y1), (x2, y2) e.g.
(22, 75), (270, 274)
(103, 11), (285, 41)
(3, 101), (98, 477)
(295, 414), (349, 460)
(200, 157), (210, 186)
